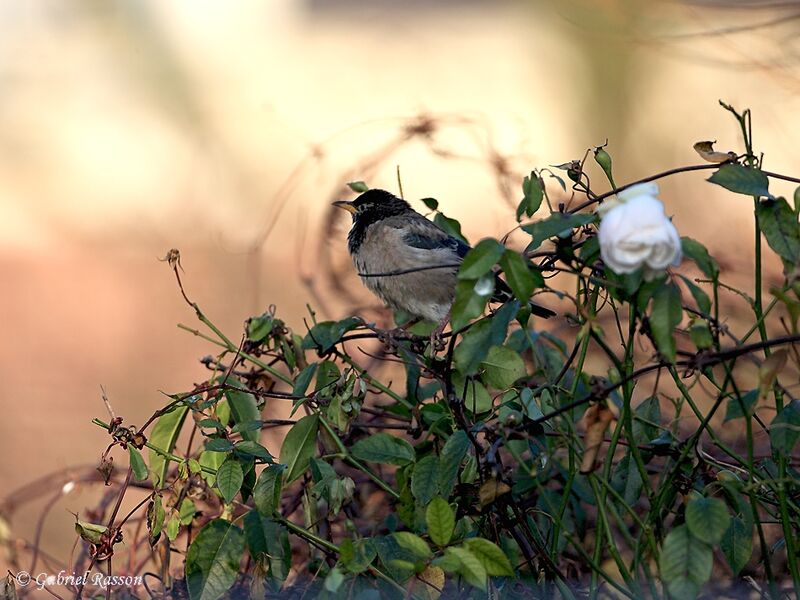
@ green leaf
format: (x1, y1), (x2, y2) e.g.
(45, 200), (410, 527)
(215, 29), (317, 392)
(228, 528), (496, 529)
(234, 440), (273, 462)
(215, 459), (244, 504)
(216, 399), (231, 427)
(339, 538), (377, 574)
(74, 518), (107, 545)
(461, 454), (478, 484)
(292, 363), (317, 397)
(302, 317), (361, 353)
(689, 320), (714, 350)
(179, 498), (196, 524)
(438, 431), (470, 498)
(243, 510), (290, 584)
(593, 147), (615, 187)
(445, 546), (487, 590)
(638, 274), (670, 306)
(426, 498), (455, 546)
(686, 496), (730, 545)
(433, 212), (467, 243)
(239, 460), (255, 506)
(450, 276), (493, 331)
(198, 418), (224, 431)
(422, 197), (439, 211)
(247, 313), (274, 342)
(279, 414), (319, 482)
(499, 250), (543, 302)
(756, 198), (800, 266)
(481, 345), (527, 389)
(347, 181), (369, 193)
(149, 404), (189, 488)
(720, 516), (753, 575)
(185, 519), (245, 600)
(517, 172), (544, 220)
(253, 464), (286, 516)
(708, 163), (770, 197)
(205, 438), (234, 453)
(681, 238), (719, 279)
(453, 301), (516, 375)
(522, 213), (595, 251)
(231, 420), (263, 434)
(579, 234), (601, 264)
(770, 399), (800, 454)
(198, 450), (226, 486)
(678, 275), (711, 314)
(411, 455), (440, 506)
(463, 538), (514, 576)
(310, 457), (336, 484)
(519, 387), (544, 420)
(147, 493), (166, 544)
(632, 396), (661, 445)
(659, 525), (712, 600)
(224, 383), (261, 444)
(724, 389), (759, 422)
(491, 299), (520, 334)
(458, 239), (506, 280)
(352, 433), (414, 466)
(392, 532), (433, 560)
(166, 515), (181, 541)
(453, 373), (493, 414)
(434, 549), (462, 572)
(314, 361), (341, 392)
(374, 535), (417, 582)
(649, 281), (682, 363)
(324, 567), (345, 593)
(128, 446), (149, 482)
(281, 336), (297, 371)
(452, 320), (498, 377)
(610, 452), (643, 505)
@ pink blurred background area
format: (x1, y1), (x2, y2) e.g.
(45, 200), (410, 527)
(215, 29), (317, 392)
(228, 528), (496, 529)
(1, 0), (799, 568)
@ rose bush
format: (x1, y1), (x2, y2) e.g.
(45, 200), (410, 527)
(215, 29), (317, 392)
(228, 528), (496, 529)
(7, 103), (799, 600)
(597, 182), (682, 279)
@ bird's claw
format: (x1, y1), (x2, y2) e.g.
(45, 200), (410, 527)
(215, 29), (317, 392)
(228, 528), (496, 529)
(429, 330), (446, 353)
(377, 326), (408, 351)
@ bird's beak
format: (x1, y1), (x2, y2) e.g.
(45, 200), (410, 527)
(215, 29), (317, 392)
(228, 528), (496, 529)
(332, 200), (358, 214)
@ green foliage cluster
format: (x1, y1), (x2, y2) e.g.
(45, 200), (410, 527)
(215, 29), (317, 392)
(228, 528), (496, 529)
(76, 104), (800, 599)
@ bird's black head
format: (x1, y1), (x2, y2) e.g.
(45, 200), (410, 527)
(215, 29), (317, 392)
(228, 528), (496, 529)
(334, 189), (411, 220)
(333, 189), (413, 254)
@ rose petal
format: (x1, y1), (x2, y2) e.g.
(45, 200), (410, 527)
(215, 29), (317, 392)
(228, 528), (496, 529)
(597, 190), (681, 277)
(617, 182), (660, 203)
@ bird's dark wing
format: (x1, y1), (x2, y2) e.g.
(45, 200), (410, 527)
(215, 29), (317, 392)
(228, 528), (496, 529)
(391, 214), (555, 318)
(386, 215), (470, 259)
(492, 275), (556, 318)
(402, 231), (471, 258)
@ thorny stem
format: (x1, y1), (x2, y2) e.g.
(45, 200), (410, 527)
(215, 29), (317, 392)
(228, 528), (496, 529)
(30, 142), (800, 599)
(318, 416), (400, 500)
(171, 265), (294, 386)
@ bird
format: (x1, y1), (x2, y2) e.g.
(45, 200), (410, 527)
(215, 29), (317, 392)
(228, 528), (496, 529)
(332, 189), (555, 333)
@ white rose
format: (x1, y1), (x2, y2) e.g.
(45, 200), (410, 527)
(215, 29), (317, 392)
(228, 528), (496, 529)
(597, 182), (682, 280)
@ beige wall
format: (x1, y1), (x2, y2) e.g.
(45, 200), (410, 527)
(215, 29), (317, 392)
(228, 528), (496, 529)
(1, 0), (798, 568)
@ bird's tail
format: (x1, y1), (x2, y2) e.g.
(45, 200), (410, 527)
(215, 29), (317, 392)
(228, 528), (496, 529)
(527, 301), (556, 319)
(491, 275), (555, 318)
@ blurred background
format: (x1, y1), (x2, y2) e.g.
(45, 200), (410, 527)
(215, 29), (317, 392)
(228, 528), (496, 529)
(1, 0), (799, 573)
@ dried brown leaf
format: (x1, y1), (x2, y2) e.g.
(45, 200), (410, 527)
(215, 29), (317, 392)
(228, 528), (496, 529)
(416, 565), (445, 600)
(758, 349), (788, 397)
(478, 478), (511, 507)
(693, 140), (736, 164)
(579, 403), (615, 473)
